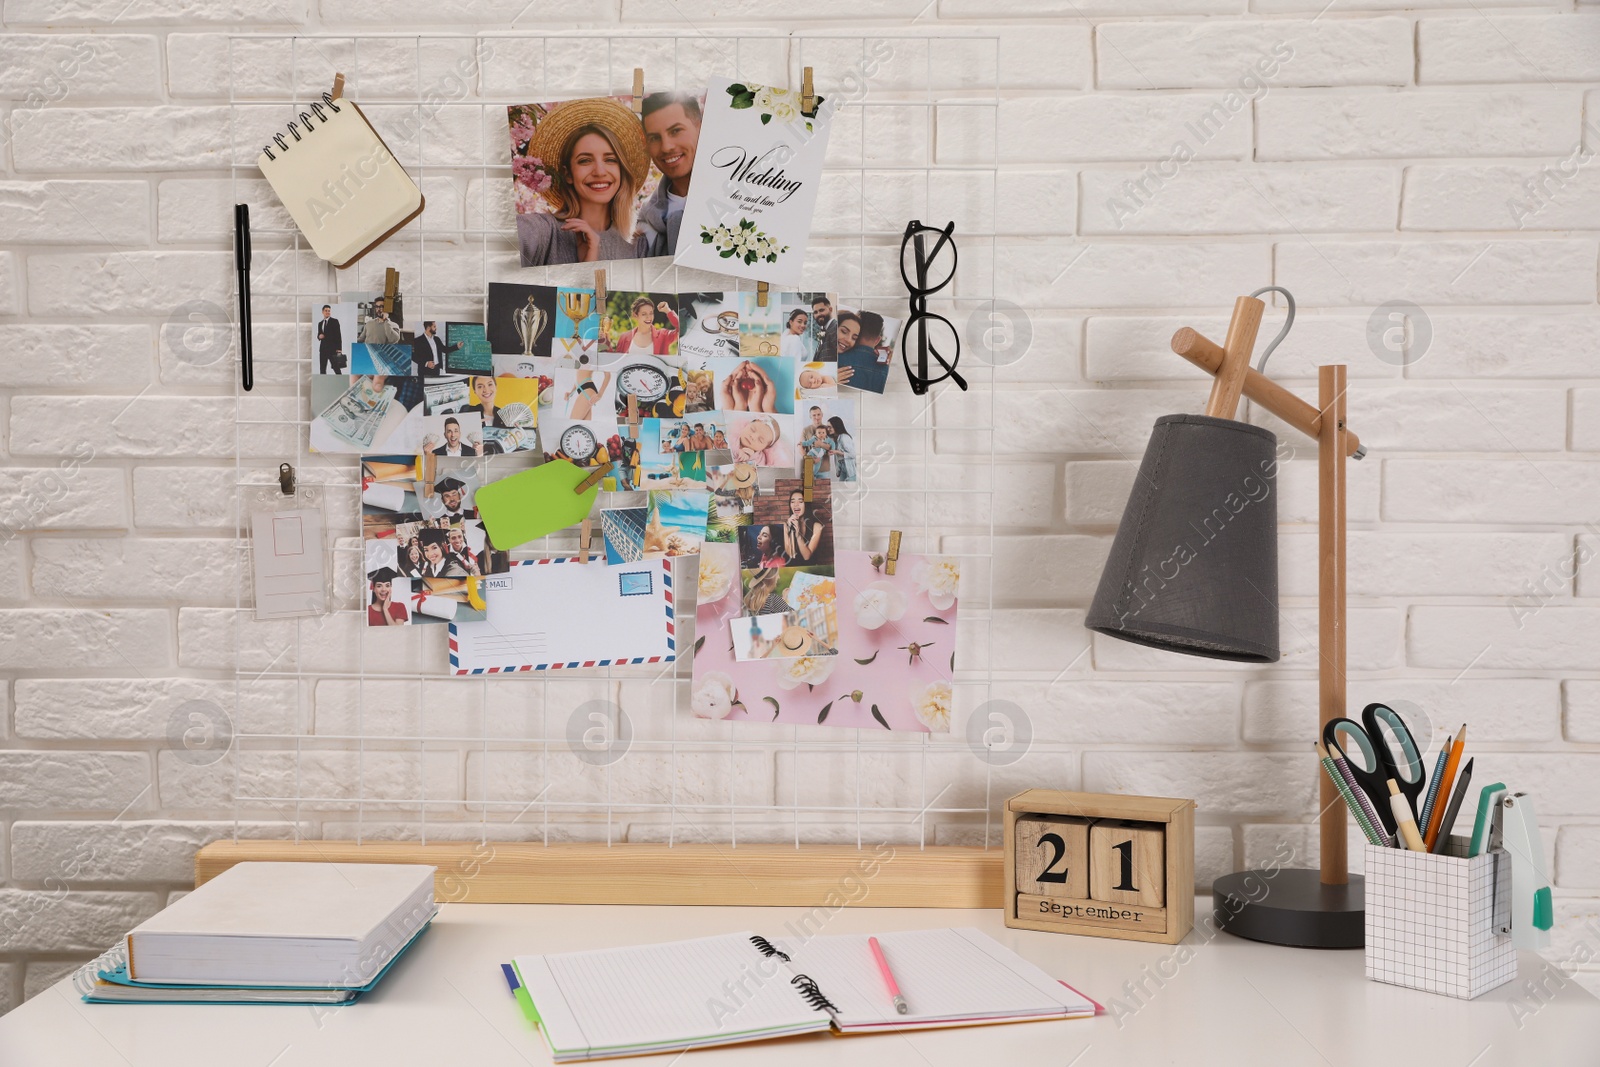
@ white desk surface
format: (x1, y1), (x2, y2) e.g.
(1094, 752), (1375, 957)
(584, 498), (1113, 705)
(3, 899), (1596, 1067)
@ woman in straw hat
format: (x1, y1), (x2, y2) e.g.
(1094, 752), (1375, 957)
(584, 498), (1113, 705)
(516, 97), (652, 266)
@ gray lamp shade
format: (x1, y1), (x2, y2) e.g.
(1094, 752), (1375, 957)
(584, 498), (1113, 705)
(1086, 413), (1281, 662)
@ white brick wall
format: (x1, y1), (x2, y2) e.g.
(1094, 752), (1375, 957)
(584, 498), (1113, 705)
(1, 3), (1599, 1014)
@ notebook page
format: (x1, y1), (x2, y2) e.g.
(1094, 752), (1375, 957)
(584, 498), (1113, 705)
(514, 933), (826, 1058)
(775, 928), (1086, 1029)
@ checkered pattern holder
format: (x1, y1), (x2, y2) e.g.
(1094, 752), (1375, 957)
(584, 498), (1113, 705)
(1364, 839), (1516, 999)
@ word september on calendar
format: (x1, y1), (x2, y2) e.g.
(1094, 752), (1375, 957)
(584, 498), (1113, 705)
(1028, 898), (1158, 925)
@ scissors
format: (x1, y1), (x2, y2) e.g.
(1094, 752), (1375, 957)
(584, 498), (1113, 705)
(1322, 702), (1426, 837)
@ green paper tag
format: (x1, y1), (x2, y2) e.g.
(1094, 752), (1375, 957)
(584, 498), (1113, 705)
(475, 460), (598, 550)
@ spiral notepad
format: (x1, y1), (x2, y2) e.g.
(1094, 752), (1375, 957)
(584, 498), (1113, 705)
(511, 928), (1094, 1061)
(257, 89), (424, 268)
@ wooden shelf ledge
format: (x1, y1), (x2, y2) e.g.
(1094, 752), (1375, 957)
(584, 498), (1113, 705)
(196, 840), (1006, 908)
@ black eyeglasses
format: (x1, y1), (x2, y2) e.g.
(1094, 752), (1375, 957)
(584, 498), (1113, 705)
(900, 220), (967, 395)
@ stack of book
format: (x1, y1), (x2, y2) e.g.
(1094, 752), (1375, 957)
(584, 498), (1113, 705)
(75, 862), (436, 1005)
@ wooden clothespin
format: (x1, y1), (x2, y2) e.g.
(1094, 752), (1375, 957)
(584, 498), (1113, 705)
(331, 73), (345, 101)
(420, 452), (436, 497)
(756, 280), (769, 308)
(801, 67), (815, 116)
(578, 517), (593, 564)
(627, 393), (640, 429)
(631, 68), (645, 116)
(575, 460), (614, 494)
(383, 266), (399, 307)
(885, 530), (902, 575)
(801, 455), (814, 502)
(594, 268), (606, 312)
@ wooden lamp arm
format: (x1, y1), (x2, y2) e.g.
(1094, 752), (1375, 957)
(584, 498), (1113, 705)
(1172, 326), (1364, 458)
(1202, 295), (1264, 420)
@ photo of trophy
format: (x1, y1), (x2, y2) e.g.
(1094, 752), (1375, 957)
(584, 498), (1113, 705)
(559, 290), (595, 365)
(513, 293), (548, 358)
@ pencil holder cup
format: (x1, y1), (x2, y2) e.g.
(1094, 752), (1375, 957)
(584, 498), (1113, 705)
(1363, 838), (1515, 999)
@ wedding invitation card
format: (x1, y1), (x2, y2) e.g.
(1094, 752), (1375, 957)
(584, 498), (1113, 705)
(672, 78), (834, 286)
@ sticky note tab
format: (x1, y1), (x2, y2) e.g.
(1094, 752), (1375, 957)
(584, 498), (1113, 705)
(514, 984), (540, 1027)
(475, 460), (598, 550)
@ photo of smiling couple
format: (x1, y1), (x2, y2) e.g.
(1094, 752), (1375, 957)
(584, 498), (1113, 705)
(509, 89), (704, 267)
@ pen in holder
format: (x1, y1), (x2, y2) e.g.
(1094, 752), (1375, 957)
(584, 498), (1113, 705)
(1364, 837), (1515, 999)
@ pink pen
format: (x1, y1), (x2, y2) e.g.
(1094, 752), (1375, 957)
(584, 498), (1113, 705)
(868, 936), (908, 1015)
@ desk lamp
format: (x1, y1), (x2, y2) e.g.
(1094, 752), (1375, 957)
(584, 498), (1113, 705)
(1085, 289), (1369, 948)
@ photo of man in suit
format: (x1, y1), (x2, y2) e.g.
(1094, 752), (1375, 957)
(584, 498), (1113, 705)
(431, 417), (477, 457)
(638, 90), (702, 257)
(412, 320), (459, 378)
(811, 295), (836, 362)
(316, 304), (346, 373)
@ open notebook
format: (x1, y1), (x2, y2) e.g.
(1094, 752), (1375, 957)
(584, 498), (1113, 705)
(512, 928), (1094, 1061)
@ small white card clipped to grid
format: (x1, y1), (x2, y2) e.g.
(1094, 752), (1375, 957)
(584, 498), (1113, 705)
(249, 508), (328, 620)
(1364, 840), (1516, 1000)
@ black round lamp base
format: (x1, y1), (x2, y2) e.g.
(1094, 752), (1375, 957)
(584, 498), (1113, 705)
(1212, 869), (1364, 949)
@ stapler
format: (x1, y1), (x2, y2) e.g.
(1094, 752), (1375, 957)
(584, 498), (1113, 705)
(1486, 790), (1554, 951)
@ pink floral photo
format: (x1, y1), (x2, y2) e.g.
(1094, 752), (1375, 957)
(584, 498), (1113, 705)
(692, 547), (960, 732)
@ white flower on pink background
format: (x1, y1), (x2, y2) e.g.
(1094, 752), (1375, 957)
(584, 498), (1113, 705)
(911, 680), (953, 732)
(852, 581), (907, 630)
(691, 671), (739, 719)
(914, 557), (961, 612)
(697, 552), (732, 603)
(775, 655), (836, 690)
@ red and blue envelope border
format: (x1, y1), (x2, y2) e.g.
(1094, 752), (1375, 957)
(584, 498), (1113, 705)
(448, 556), (674, 674)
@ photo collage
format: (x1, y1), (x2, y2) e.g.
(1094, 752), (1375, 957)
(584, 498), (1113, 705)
(360, 454), (511, 627)
(310, 290), (541, 459)
(329, 71), (867, 631)
(692, 471), (842, 667)
(482, 282), (876, 500)
(332, 281), (885, 627)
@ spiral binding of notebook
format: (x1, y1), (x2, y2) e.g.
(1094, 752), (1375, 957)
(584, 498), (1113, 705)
(261, 91), (342, 161)
(748, 934), (791, 961)
(71, 942), (129, 997)
(789, 973), (841, 1014)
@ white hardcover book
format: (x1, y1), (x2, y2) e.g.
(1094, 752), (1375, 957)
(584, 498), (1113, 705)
(126, 862), (436, 986)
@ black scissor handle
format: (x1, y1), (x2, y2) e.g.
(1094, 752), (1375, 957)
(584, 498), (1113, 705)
(1323, 717), (1397, 836)
(1362, 702), (1425, 820)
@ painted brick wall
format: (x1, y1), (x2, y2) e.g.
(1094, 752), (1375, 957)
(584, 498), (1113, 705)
(2, 0), (1599, 1015)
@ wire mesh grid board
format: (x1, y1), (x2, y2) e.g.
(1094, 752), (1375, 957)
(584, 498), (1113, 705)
(223, 32), (1024, 863)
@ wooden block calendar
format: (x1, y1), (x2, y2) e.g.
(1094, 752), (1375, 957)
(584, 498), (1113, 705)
(1004, 789), (1194, 945)
(1014, 815), (1089, 899)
